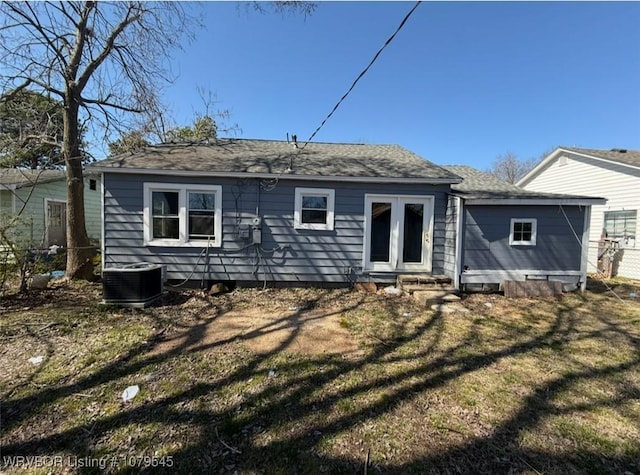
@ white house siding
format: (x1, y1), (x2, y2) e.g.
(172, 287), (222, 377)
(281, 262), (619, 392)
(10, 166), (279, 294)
(521, 152), (640, 279)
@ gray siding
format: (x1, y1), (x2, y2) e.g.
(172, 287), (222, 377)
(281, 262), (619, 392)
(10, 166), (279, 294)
(103, 173), (450, 284)
(461, 205), (585, 272)
(443, 194), (458, 279)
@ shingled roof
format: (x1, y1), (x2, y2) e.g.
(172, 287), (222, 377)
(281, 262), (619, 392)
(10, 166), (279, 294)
(91, 138), (462, 184)
(0, 169), (65, 188)
(443, 165), (604, 204)
(561, 147), (640, 169)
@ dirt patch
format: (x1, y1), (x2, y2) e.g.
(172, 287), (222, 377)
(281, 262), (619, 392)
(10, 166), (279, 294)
(151, 306), (359, 356)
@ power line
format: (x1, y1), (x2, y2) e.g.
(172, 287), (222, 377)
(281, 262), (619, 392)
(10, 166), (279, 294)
(298, 1), (422, 151)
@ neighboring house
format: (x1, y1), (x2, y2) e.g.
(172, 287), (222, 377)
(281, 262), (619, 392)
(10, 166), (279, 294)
(518, 147), (640, 280)
(92, 139), (462, 286)
(444, 165), (604, 291)
(0, 169), (102, 249)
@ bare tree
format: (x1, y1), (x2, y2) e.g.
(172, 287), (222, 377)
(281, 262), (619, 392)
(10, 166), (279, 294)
(488, 152), (540, 184)
(0, 2), (198, 279)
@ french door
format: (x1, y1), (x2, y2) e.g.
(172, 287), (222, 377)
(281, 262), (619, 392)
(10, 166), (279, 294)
(363, 195), (434, 272)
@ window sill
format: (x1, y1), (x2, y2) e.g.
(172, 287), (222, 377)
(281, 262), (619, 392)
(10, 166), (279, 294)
(294, 223), (334, 231)
(144, 240), (222, 248)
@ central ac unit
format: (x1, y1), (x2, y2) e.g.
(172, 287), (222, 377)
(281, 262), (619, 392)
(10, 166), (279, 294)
(102, 263), (163, 307)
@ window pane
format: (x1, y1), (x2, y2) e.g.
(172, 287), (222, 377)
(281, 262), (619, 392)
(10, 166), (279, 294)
(403, 203), (424, 263)
(189, 212), (215, 238)
(370, 202), (392, 262)
(153, 217), (179, 239)
(189, 192), (215, 211)
(152, 191), (179, 216)
(604, 210), (636, 238)
(302, 196), (327, 210)
(302, 209), (327, 224)
(513, 221), (532, 242)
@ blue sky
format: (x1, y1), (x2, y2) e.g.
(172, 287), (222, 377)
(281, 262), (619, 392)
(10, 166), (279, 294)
(162, 1), (640, 169)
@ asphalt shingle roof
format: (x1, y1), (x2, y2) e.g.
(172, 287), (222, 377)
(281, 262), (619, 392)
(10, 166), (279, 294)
(443, 165), (603, 201)
(561, 147), (640, 168)
(0, 169), (65, 188)
(91, 138), (461, 182)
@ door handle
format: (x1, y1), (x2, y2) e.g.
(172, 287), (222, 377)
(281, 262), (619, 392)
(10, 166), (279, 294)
(424, 232), (430, 243)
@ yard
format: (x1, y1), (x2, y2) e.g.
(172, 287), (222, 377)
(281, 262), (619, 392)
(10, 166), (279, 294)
(1, 278), (639, 474)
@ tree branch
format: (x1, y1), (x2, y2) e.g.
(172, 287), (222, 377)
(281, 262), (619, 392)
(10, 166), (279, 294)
(76, 3), (143, 92)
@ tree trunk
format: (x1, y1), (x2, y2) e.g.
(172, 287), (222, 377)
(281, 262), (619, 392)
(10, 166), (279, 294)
(63, 90), (94, 280)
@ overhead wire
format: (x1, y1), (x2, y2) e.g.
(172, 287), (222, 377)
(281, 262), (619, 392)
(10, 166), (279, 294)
(558, 205), (625, 303)
(298, 1), (422, 153)
(259, 1), (421, 192)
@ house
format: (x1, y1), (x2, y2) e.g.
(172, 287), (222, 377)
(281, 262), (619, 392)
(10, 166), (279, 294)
(518, 147), (640, 280)
(0, 169), (101, 249)
(444, 165), (605, 291)
(92, 138), (463, 287)
(91, 138), (607, 293)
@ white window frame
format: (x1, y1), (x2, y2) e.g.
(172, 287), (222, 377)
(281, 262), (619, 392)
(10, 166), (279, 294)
(294, 187), (335, 231)
(603, 209), (636, 248)
(509, 218), (537, 246)
(143, 182), (222, 247)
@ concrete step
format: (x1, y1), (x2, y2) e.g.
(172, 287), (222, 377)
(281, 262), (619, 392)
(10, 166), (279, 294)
(402, 284), (457, 294)
(397, 275), (452, 293)
(412, 290), (461, 306)
(397, 274), (451, 287)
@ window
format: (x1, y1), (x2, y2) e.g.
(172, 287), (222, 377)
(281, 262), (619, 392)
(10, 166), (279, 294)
(152, 191), (179, 239)
(509, 218), (537, 246)
(294, 187), (335, 230)
(143, 183), (222, 247)
(604, 210), (636, 248)
(89, 179), (97, 190)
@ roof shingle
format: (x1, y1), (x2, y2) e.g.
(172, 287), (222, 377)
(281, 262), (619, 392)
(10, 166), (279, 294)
(91, 138), (461, 182)
(443, 165), (604, 202)
(0, 169), (65, 188)
(561, 147), (640, 168)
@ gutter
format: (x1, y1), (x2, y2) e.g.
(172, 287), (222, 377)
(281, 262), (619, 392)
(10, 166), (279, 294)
(88, 166), (463, 185)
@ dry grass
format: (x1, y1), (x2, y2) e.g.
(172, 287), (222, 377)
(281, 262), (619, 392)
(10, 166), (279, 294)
(1, 277), (639, 474)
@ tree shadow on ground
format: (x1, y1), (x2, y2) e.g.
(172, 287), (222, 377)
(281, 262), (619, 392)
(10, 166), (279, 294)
(1, 288), (639, 474)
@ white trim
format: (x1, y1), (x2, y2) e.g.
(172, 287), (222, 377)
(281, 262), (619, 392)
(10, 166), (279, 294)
(509, 218), (537, 246)
(143, 182), (222, 247)
(454, 196), (464, 289)
(464, 198), (605, 206)
(460, 269), (582, 285)
(293, 187), (335, 231)
(101, 173), (105, 272)
(362, 194), (434, 273)
(44, 198), (67, 247)
(92, 167), (461, 185)
(462, 269), (583, 276)
(580, 206), (592, 292)
(518, 147), (640, 187)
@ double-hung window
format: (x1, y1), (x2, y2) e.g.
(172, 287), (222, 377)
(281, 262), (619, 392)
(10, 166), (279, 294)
(509, 218), (537, 246)
(294, 187), (335, 230)
(144, 183), (222, 247)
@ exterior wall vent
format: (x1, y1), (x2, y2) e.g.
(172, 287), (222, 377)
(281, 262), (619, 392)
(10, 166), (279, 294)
(102, 263), (163, 307)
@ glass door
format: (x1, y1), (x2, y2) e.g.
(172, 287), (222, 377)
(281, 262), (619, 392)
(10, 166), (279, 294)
(364, 195), (433, 272)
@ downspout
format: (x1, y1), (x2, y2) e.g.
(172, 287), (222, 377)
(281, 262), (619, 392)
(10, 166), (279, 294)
(454, 196), (464, 290)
